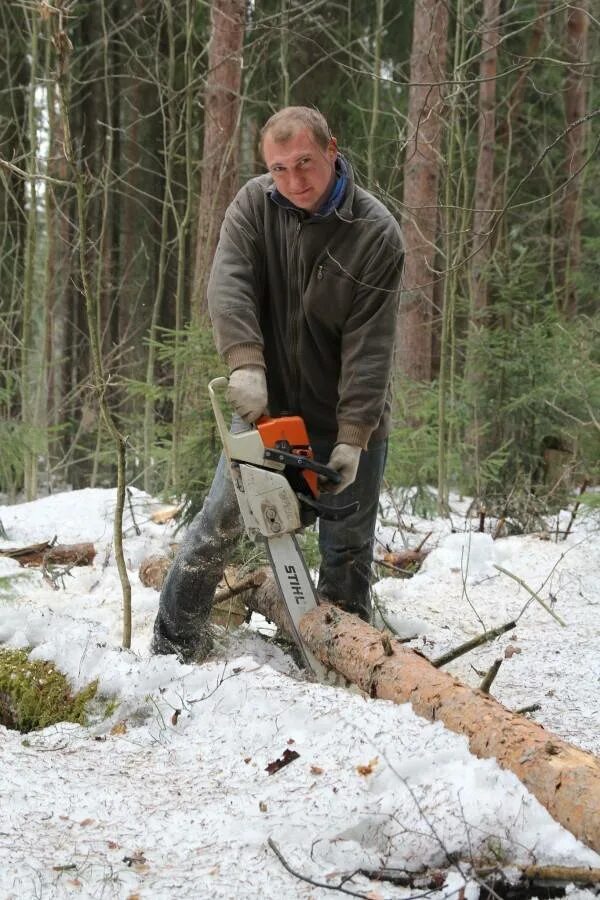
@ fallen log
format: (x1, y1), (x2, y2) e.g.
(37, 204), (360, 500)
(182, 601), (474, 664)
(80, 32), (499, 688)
(298, 603), (600, 856)
(145, 565), (600, 855)
(0, 541), (96, 567)
(150, 505), (182, 525)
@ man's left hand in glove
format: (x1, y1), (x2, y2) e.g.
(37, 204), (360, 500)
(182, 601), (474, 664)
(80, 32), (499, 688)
(319, 443), (362, 494)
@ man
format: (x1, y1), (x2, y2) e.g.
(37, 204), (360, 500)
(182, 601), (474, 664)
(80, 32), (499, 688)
(152, 106), (403, 662)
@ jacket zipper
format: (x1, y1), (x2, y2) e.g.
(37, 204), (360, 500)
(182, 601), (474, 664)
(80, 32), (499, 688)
(289, 217), (303, 409)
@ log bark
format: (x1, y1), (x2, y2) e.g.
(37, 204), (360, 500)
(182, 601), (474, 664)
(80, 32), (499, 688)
(298, 604), (600, 856)
(0, 542), (96, 567)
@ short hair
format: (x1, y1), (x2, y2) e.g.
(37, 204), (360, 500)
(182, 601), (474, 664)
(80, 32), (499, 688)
(260, 107), (332, 157)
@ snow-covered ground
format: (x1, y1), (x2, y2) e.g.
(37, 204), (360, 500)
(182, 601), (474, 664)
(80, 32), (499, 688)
(0, 486), (599, 899)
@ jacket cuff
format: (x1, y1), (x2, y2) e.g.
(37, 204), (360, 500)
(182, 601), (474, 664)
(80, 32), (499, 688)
(336, 421), (372, 451)
(225, 343), (266, 372)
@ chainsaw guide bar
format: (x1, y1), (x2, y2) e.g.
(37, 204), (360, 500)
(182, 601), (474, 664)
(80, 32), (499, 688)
(208, 377), (358, 680)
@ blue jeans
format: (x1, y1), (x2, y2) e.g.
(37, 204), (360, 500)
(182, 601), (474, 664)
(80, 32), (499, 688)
(152, 422), (387, 659)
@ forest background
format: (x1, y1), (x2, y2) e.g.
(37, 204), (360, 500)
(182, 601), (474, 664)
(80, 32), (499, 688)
(0, 0), (598, 528)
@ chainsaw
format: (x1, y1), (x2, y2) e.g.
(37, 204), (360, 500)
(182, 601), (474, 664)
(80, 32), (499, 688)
(208, 377), (358, 678)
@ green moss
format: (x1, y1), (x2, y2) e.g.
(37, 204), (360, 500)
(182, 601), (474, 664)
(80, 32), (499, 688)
(0, 648), (98, 733)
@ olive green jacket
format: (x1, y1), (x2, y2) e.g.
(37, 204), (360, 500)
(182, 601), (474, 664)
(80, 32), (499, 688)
(207, 158), (403, 449)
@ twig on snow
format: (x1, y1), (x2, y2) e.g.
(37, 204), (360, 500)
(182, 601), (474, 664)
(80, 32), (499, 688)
(126, 487), (142, 536)
(562, 479), (590, 542)
(516, 703), (542, 715)
(267, 838), (370, 898)
(493, 564), (567, 627)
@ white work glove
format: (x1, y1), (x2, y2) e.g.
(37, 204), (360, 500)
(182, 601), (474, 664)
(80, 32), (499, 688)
(320, 443), (362, 494)
(227, 365), (268, 423)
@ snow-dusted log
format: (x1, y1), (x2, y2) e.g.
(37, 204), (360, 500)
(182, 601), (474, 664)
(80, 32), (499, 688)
(0, 541), (96, 567)
(298, 603), (600, 856)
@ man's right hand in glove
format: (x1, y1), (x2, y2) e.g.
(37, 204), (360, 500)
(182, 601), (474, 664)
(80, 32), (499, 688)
(319, 443), (362, 494)
(227, 365), (268, 423)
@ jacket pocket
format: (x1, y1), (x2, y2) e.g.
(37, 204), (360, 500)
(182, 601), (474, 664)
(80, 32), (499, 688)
(305, 260), (355, 330)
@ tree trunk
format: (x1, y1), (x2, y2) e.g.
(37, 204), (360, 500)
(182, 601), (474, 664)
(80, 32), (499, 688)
(557, 1), (590, 318)
(470, 0), (501, 317)
(191, 0), (245, 323)
(498, 0), (550, 143)
(298, 603), (600, 857)
(396, 0), (448, 383)
(0, 3), (28, 499)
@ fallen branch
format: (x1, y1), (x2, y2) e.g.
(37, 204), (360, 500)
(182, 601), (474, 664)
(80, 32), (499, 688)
(479, 658), (502, 694)
(358, 866), (444, 889)
(150, 505), (182, 525)
(519, 864), (600, 883)
(267, 838), (371, 898)
(562, 479), (589, 542)
(360, 863), (600, 892)
(431, 620), (516, 668)
(516, 702), (542, 715)
(379, 548), (429, 572)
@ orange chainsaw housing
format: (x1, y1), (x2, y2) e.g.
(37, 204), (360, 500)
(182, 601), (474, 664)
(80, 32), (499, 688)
(256, 415), (319, 497)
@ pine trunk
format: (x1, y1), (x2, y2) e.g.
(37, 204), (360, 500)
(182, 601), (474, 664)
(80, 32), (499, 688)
(470, 0), (501, 316)
(192, 0), (245, 322)
(558, 1), (590, 317)
(396, 0), (448, 383)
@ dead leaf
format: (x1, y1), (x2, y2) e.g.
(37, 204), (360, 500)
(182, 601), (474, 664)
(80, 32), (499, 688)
(107, 841), (119, 850)
(287, 738), (295, 745)
(79, 818), (95, 827)
(67, 879), (82, 888)
(127, 894), (141, 900)
(243, 757), (252, 764)
(504, 644), (522, 658)
(259, 801), (267, 812)
(310, 765), (324, 775)
(171, 709), (180, 726)
(265, 748), (300, 775)
(356, 756), (379, 776)
(110, 721), (127, 735)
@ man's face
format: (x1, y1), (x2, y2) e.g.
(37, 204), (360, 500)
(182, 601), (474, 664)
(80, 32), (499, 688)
(262, 127), (338, 213)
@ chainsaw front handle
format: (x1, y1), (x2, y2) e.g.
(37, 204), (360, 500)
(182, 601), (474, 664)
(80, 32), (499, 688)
(263, 446), (342, 484)
(208, 376), (231, 460)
